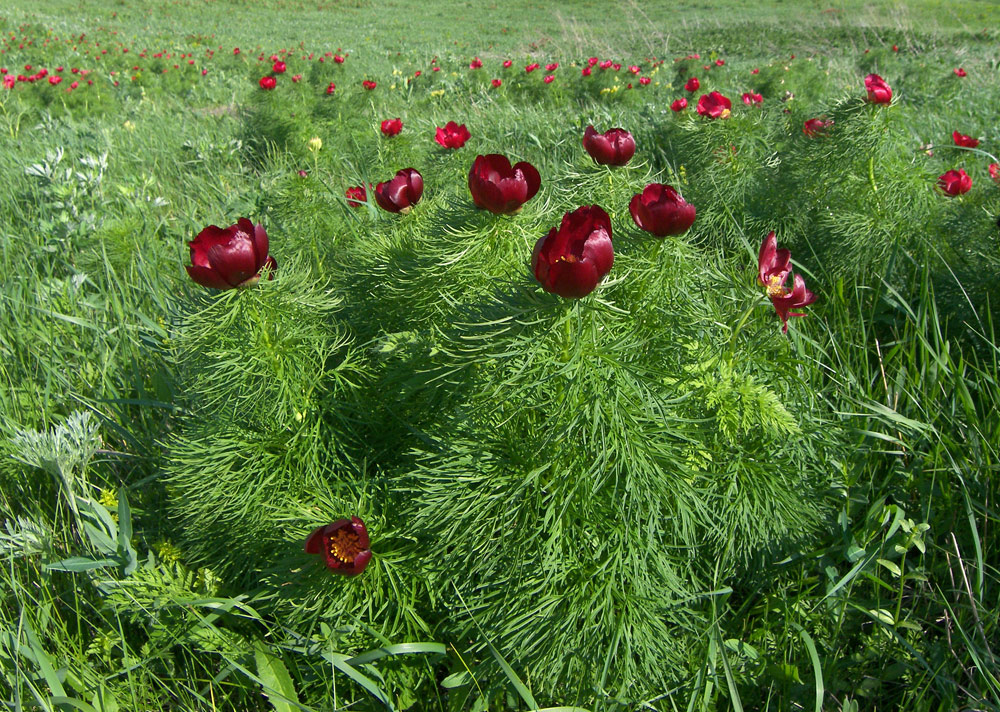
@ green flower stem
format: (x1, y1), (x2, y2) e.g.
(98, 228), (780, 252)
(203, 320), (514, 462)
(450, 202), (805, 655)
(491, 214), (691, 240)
(726, 292), (766, 358)
(868, 155), (877, 192)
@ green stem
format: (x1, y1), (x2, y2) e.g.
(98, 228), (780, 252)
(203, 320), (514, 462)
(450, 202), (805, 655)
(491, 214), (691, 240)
(726, 295), (764, 357)
(868, 155), (878, 192)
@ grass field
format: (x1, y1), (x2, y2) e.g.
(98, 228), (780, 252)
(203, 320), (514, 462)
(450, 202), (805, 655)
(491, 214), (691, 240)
(1, 0), (998, 710)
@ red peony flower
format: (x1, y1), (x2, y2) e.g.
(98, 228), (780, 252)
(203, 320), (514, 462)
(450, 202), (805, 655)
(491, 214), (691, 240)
(952, 131), (978, 148)
(612, 63), (621, 71)
(629, 183), (696, 237)
(491, 78), (502, 87)
(374, 168), (423, 213)
(468, 154), (541, 214)
(989, 163), (999, 186)
(258, 75), (276, 90)
(532, 205), (614, 299)
(600, 60), (613, 69)
(803, 118), (833, 137)
(671, 97), (688, 111)
(304, 517), (372, 576)
(435, 121), (470, 149)
(588, 56), (599, 66)
(186, 218), (276, 289)
(741, 91), (763, 106)
(639, 76), (651, 85)
(345, 183), (372, 207)
(581, 67), (592, 77)
(751, 68), (760, 74)
(272, 60), (286, 73)
(546, 62), (559, 71)
(503, 59), (513, 68)
(892, 44), (899, 52)
(953, 67), (966, 77)
(757, 231), (816, 333)
(333, 54), (345, 64)
(684, 76), (700, 92)
(582, 125), (636, 167)
(938, 169), (971, 196)
(543, 74), (554, 83)
(864, 73), (892, 104)
(362, 79), (376, 90)
(381, 118), (403, 137)
(715, 59), (725, 66)
(628, 64), (640, 74)
(696, 91), (732, 119)
(325, 82), (336, 94)
(469, 57), (483, 69)
(48, 75), (61, 85)
(525, 62), (539, 72)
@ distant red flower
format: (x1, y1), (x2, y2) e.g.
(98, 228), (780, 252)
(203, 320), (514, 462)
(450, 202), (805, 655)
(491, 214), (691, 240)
(525, 62), (539, 73)
(892, 44), (899, 52)
(952, 131), (979, 148)
(989, 163), (999, 186)
(468, 153), (541, 214)
(612, 63), (621, 70)
(751, 67), (760, 74)
(304, 517), (372, 576)
(362, 79), (376, 90)
(581, 67), (592, 77)
(503, 59), (513, 68)
(599, 60), (612, 69)
(696, 91), (732, 119)
(639, 76), (651, 85)
(628, 64), (640, 74)
(69, 80), (79, 90)
(671, 97), (687, 111)
(435, 121), (470, 149)
(629, 183), (696, 237)
(470, 57), (483, 69)
(588, 56), (599, 66)
(414, 70), (421, 77)
(803, 118), (833, 137)
(48, 75), (61, 85)
(186, 218), (276, 289)
(291, 73), (301, 82)
(543, 74), (554, 84)
(582, 125), (636, 167)
(757, 231), (816, 333)
(684, 76), (700, 92)
(272, 60), (286, 73)
(546, 62), (559, 71)
(715, 58), (725, 66)
(202, 68), (209, 76)
(938, 169), (971, 196)
(259, 75), (276, 90)
(333, 54), (345, 63)
(741, 91), (762, 106)
(491, 78), (502, 87)
(381, 118), (403, 136)
(345, 183), (372, 207)
(233, 47), (240, 55)
(325, 82), (336, 94)
(374, 168), (423, 213)
(953, 67), (966, 77)
(532, 205), (614, 299)
(3, 75), (15, 90)
(864, 73), (892, 104)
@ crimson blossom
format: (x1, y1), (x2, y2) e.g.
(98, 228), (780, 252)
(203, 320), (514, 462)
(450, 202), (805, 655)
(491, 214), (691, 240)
(582, 125), (635, 167)
(374, 168), (423, 213)
(671, 97), (687, 111)
(696, 91), (731, 119)
(864, 73), (892, 104)
(990, 163), (999, 186)
(468, 154), (541, 214)
(532, 205), (614, 299)
(938, 169), (971, 196)
(757, 231), (816, 333)
(741, 92), (762, 106)
(803, 118), (833, 137)
(259, 75), (276, 90)
(629, 184), (696, 237)
(186, 218), (277, 289)
(345, 184), (371, 207)
(952, 131), (978, 148)
(381, 118), (403, 136)
(304, 517), (372, 576)
(684, 76), (700, 92)
(435, 121), (470, 149)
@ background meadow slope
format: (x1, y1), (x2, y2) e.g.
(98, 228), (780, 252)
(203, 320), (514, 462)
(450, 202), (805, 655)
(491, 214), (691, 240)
(1, 0), (998, 710)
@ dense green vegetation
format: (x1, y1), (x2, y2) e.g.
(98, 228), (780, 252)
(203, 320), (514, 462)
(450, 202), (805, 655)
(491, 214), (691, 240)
(1, 0), (997, 710)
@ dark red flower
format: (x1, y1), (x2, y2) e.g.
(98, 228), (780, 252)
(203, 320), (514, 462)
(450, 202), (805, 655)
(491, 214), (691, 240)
(990, 163), (999, 186)
(435, 121), (470, 149)
(532, 205), (613, 299)
(546, 62), (559, 71)
(696, 91), (732, 119)
(628, 64), (640, 74)
(582, 125), (635, 167)
(333, 54), (345, 63)
(741, 91), (762, 106)
(751, 68), (760, 74)
(671, 97), (687, 111)
(684, 76), (699, 92)
(468, 154), (541, 214)
(581, 67), (592, 77)
(715, 58), (725, 66)
(629, 183), (696, 237)
(272, 60), (286, 73)
(374, 168), (423, 213)
(304, 517), (372, 576)
(952, 131), (978, 148)
(892, 44), (899, 52)
(543, 74), (555, 84)
(938, 169), (971, 196)
(953, 67), (966, 77)
(345, 183), (372, 207)
(525, 62), (539, 73)
(639, 76), (651, 85)
(588, 57), (599, 66)
(259, 75), (276, 90)
(600, 60), (612, 69)
(803, 117), (833, 137)
(325, 82), (336, 94)
(469, 56), (483, 69)
(757, 232), (815, 333)
(381, 118), (403, 136)
(186, 218), (276, 289)
(864, 73), (892, 104)
(362, 79), (376, 90)
(491, 78), (502, 87)
(503, 59), (513, 68)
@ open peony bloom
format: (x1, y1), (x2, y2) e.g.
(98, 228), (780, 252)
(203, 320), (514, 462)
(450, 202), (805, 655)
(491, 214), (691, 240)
(374, 168), (423, 213)
(671, 97), (688, 111)
(952, 131), (978, 148)
(304, 517), (372, 576)
(741, 92), (763, 106)
(435, 121), (471, 149)
(345, 184), (372, 208)
(684, 76), (700, 92)
(696, 91), (732, 119)
(582, 125), (636, 167)
(938, 168), (971, 196)
(864, 73), (892, 104)
(989, 163), (999, 186)
(468, 154), (541, 214)
(186, 218), (276, 289)
(629, 183), (696, 237)
(757, 231), (816, 333)
(803, 118), (834, 137)
(532, 205), (613, 299)
(380, 118), (403, 136)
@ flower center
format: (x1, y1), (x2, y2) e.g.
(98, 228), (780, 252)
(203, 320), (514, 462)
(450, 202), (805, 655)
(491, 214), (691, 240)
(555, 255), (578, 264)
(720, 108), (731, 119)
(327, 528), (363, 564)
(766, 275), (787, 298)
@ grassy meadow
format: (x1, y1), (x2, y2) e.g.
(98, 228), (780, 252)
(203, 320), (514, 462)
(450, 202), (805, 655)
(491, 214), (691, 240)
(1, 0), (998, 709)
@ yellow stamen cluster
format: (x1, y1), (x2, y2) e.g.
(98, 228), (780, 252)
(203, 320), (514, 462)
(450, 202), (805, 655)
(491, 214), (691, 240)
(766, 275), (787, 298)
(327, 528), (363, 564)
